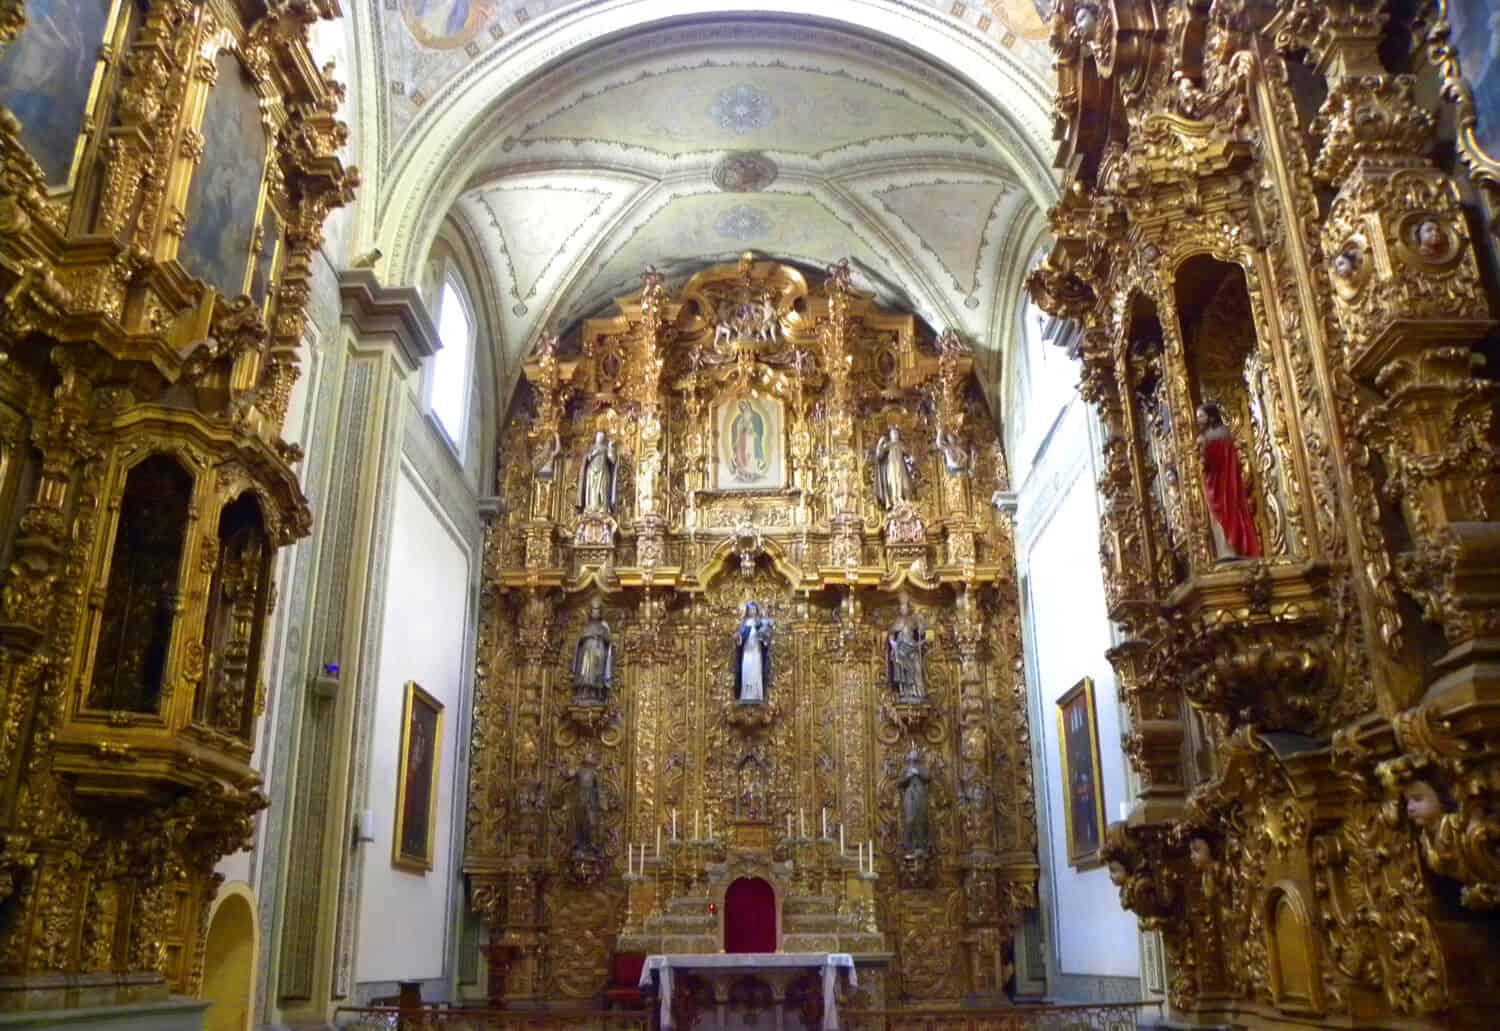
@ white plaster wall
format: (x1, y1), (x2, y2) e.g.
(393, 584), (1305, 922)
(355, 464), (470, 983)
(1022, 423), (1138, 979)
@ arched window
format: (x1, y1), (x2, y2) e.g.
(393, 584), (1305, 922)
(429, 273), (474, 447)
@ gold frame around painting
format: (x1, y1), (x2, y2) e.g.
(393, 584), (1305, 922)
(1428, 2), (1500, 217)
(393, 681), (444, 873)
(1056, 676), (1106, 870)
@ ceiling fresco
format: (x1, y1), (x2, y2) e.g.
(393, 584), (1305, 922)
(361, 3), (1057, 410)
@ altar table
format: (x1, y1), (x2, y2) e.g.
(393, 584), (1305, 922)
(639, 952), (857, 1030)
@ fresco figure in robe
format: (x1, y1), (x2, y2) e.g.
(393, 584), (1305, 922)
(875, 426), (916, 509)
(404, 0), (470, 41)
(577, 430), (618, 514)
(735, 601), (773, 703)
(728, 399), (768, 482)
(1196, 403), (1261, 560)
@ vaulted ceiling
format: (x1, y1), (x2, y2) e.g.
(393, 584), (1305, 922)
(352, 0), (1060, 405)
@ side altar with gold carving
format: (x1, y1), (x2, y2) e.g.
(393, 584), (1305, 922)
(465, 256), (1037, 1009)
(0, 0), (355, 1022)
(1029, 2), (1500, 1028)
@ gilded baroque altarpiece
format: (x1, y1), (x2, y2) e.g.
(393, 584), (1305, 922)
(1029, 1), (1500, 1027)
(0, 0), (354, 1011)
(466, 257), (1038, 1007)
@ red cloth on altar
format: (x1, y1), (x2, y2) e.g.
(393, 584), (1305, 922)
(1201, 431), (1262, 558)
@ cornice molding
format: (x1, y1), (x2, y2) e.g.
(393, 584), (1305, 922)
(339, 268), (440, 372)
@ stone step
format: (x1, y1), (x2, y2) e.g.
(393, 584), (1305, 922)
(782, 895), (838, 915)
(665, 896), (714, 916)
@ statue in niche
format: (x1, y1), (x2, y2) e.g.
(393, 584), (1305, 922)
(571, 600), (613, 705)
(898, 749), (932, 853)
(569, 752), (603, 856)
(531, 428), (561, 482)
(935, 428), (970, 477)
(736, 752), (768, 820)
(886, 592), (926, 702)
(576, 430), (618, 514)
(734, 601), (773, 704)
(874, 426), (916, 510)
(1196, 403), (1262, 560)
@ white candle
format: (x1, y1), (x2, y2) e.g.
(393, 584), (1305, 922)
(786, 813), (793, 836)
(868, 840), (874, 875)
(857, 842), (864, 870)
(695, 809), (700, 841)
(839, 824), (845, 854)
(822, 808), (828, 839)
(708, 814), (714, 839)
(641, 843), (647, 873)
(628, 843), (635, 877)
(656, 825), (662, 857)
(800, 808), (806, 838)
(672, 808), (678, 840)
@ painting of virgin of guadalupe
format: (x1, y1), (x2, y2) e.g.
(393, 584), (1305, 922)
(402, 0), (491, 49)
(715, 394), (785, 490)
(179, 52), (268, 299)
(1442, 0), (1500, 167)
(0, 0), (114, 185)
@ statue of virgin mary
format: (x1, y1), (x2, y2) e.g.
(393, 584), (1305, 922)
(734, 601), (772, 703)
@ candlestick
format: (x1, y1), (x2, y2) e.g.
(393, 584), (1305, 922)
(822, 808), (827, 839)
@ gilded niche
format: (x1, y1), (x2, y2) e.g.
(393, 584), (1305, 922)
(0, 0), (352, 1008)
(467, 255), (1037, 1006)
(1031, 0), (1500, 1027)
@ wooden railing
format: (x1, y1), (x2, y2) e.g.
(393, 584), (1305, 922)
(334, 1000), (1157, 1030)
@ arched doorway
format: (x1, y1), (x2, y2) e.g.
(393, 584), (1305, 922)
(724, 877), (777, 954)
(200, 889), (256, 1031)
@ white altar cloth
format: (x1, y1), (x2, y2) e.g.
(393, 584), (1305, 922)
(639, 952), (857, 1030)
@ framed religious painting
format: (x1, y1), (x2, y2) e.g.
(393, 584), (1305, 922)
(1429, 2), (1500, 220)
(393, 682), (444, 872)
(715, 393), (786, 491)
(1056, 676), (1106, 869)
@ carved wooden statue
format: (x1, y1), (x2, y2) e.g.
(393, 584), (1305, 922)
(577, 430), (618, 514)
(886, 593), (927, 702)
(735, 601), (773, 703)
(875, 426), (916, 509)
(899, 749), (932, 853)
(1196, 403), (1261, 560)
(571, 601), (613, 705)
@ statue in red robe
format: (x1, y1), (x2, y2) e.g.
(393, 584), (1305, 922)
(1197, 403), (1262, 560)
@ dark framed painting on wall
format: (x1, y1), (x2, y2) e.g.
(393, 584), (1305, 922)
(393, 681), (444, 872)
(1056, 676), (1106, 869)
(1430, 2), (1500, 225)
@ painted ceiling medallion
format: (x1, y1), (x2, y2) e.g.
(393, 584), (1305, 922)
(711, 84), (777, 135)
(715, 204), (773, 242)
(712, 152), (779, 193)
